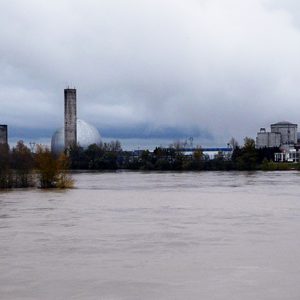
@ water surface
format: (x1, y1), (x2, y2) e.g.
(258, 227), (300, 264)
(1, 171), (300, 300)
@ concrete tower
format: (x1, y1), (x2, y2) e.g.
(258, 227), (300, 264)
(0, 125), (8, 144)
(64, 88), (77, 150)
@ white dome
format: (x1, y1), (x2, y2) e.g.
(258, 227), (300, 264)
(51, 119), (101, 154)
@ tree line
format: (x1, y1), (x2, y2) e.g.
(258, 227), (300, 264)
(0, 141), (73, 189)
(0, 137), (292, 190)
(68, 138), (285, 171)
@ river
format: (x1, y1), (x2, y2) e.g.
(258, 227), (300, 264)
(1, 171), (300, 299)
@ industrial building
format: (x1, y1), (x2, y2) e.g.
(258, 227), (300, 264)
(256, 121), (298, 148)
(274, 150), (300, 163)
(271, 121), (298, 145)
(51, 88), (101, 154)
(256, 128), (281, 148)
(0, 125), (8, 144)
(256, 121), (300, 162)
(64, 88), (77, 150)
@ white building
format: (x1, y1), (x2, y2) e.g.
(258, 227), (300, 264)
(256, 128), (281, 148)
(274, 149), (300, 163)
(256, 121), (298, 148)
(271, 121), (297, 145)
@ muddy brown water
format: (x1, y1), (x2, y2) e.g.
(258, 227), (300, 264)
(1, 171), (300, 300)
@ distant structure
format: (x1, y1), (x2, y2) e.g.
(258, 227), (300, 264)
(256, 128), (281, 148)
(271, 121), (297, 145)
(0, 125), (8, 144)
(51, 88), (102, 155)
(256, 121), (300, 162)
(64, 88), (77, 150)
(256, 121), (297, 148)
(52, 119), (101, 154)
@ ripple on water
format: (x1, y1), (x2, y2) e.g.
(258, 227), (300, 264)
(1, 171), (300, 300)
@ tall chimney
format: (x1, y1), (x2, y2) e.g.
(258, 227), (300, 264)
(64, 88), (77, 150)
(0, 125), (8, 145)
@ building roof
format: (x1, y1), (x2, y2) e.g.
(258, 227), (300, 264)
(271, 121), (297, 126)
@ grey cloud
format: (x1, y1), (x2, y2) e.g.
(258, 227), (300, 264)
(1, 0), (300, 144)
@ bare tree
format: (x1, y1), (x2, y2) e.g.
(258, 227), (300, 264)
(228, 137), (239, 149)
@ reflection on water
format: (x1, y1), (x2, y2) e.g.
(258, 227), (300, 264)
(1, 171), (300, 300)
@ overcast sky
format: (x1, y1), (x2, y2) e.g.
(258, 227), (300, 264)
(1, 0), (300, 145)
